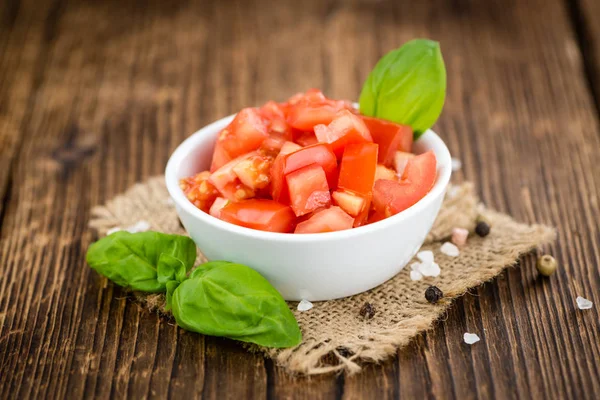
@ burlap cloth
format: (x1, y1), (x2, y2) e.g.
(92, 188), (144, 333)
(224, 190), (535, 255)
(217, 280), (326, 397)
(89, 177), (555, 375)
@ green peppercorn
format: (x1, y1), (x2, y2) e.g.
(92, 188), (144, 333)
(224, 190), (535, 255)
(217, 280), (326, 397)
(475, 221), (491, 237)
(536, 255), (557, 276)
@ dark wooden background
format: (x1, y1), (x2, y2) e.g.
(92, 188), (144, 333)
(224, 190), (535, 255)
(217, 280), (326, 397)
(1, 0), (599, 398)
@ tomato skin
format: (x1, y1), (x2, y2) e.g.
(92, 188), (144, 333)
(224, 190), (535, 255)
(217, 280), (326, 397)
(215, 108), (269, 161)
(286, 164), (331, 216)
(294, 206), (354, 234)
(314, 110), (373, 158)
(338, 142), (378, 196)
(360, 116), (413, 166)
(210, 141), (233, 172)
(270, 144), (338, 204)
(372, 151), (437, 215)
(286, 90), (352, 130)
(219, 199), (296, 233)
(209, 197), (229, 218)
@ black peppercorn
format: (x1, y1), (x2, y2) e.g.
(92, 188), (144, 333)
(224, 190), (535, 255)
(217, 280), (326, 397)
(336, 347), (353, 358)
(425, 286), (443, 304)
(475, 221), (491, 237)
(359, 302), (376, 319)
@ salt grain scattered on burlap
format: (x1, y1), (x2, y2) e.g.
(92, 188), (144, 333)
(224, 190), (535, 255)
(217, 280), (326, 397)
(297, 299), (313, 311)
(410, 270), (423, 281)
(440, 242), (460, 257)
(417, 250), (434, 263)
(106, 220), (151, 235)
(464, 332), (480, 344)
(88, 178), (556, 376)
(451, 227), (469, 246)
(451, 157), (462, 171)
(576, 296), (593, 310)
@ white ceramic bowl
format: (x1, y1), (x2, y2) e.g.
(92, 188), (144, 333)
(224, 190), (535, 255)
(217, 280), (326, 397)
(166, 114), (452, 301)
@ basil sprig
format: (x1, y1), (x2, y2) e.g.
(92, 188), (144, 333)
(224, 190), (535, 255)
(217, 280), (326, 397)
(86, 231), (302, 348)
(359, 39), (446, 139)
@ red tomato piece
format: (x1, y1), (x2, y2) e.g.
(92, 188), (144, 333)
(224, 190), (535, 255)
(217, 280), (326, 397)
(367, 210), (386, 225)
(314, 110), (373, 157)
(293, 131), (319, 147)
(216, 108), (269, 161)
(270, 144), (338, 204)
(219, 199), (296, 233)
(259, 101), (293, 140)
(394, 151), (415, 176)
(180, 171), (220, 212)
(210, 141), (233, 172)
(209, 152), (257, 201)
(375, 164), (396, 182)
(331, 188), (372, 227)
(279, 141), (302, 155)
(294, 206), (354, 234)
(287, 90), (352, 130)
(372, 151), (437, 216)
(360, 115), (413, 166)
(232, 154), (273, 190)
(209, 197), (229, 218)
(286, 164), (331, 216)
(338, 143), (378, 196)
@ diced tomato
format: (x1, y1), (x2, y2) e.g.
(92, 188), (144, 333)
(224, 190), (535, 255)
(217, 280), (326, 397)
(209, 152), (257, 201)
(394, 151), (415, 176)
(287, 90), (352, 130)
(286, 164), (331, 216)
(373, 151), (437, 216)
(280, 141), (302, 155)
(259, 101), (287, 120)
(338, 143), (378, 196)
(293, 131), (319, 147)
(294, 206), (354, 234)
(314, 110), (373, 157)
(259, 101), (293, 140)
(180, 171), (220, 212)
(215, 108), (269, 161)
(331, 190), (365, 217)
(375, 164), (396, 182)
(232, 154), (273, 190)
(219, 199), (296, 233)
(367, 210), (386, 225)
(360, 116), (413, 166)
(209, 197), (229, 218)
(270, 143), (338, 204)
(210, 141), (233, 172)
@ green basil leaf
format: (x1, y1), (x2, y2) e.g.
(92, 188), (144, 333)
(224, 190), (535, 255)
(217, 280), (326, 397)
(86, 231), (197, 292)
(171, 261), (302, 348)
(359, 39), (446, 138)
(164, 280), (180, 311)
(157, 253), (188, 284)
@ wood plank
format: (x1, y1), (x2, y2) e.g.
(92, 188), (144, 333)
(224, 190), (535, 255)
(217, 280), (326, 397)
(0, 0), (599, 398)
(572, 0), (600, 110)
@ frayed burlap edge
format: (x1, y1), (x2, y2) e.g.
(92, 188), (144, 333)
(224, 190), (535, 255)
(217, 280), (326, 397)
(89, 176), (556, 376)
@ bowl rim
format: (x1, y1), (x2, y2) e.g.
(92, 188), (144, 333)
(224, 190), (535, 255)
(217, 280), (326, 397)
(165, 113), (452, 242)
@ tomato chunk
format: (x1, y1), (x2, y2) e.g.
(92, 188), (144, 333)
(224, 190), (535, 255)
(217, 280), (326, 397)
(373, 151), (437, 216)
(286, 90), (352, 130)
(270, 144), (338, 204)
(286, 164), (331, 216)
(219, 199), (296, 233)
(279, 141), (302, 155)
(215, 108), (269, 161)
(394, 151), (415, 176)
(180, 171), (219, 212)
(360, 116), (413, 166)
(338, 143), (378, 196)
(210, 141), (233, 172)
(209, 197), (229, 218)
(232, 154), (273, 190)
(293, 131), (319, 147)
(209, 152), (257, 201)
(375, 164), (396, 182)
(314, 110), (373, 157)
(259, 101), (293, 140)
(294, 206), (354, 234)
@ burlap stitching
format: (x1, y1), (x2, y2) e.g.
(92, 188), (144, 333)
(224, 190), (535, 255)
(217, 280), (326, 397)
(89, 177), (555, 375)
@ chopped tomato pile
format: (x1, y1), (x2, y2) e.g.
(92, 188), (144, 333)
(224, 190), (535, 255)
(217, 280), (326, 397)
(180, 89), (437, 234)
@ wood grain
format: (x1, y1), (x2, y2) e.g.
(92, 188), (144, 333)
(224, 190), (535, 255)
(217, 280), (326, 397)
(0, 0), (599, 398)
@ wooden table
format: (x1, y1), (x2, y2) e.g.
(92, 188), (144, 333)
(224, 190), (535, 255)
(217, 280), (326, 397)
(1, 0), (599, 398)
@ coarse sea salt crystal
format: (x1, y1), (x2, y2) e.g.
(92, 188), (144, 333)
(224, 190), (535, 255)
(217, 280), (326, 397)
(451, 157), (462, 172)
(410, 262), (421, 271)
(451, 227), (469, 247)
(410, 270), (423, 281)
(417, 250), (434, 264)
(297, 299), (313, 312)
(419, 262), (441, 277)
(464, 332), (480, 344)
(576, 296), (593, 310)
(440, 242), (460, 257)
